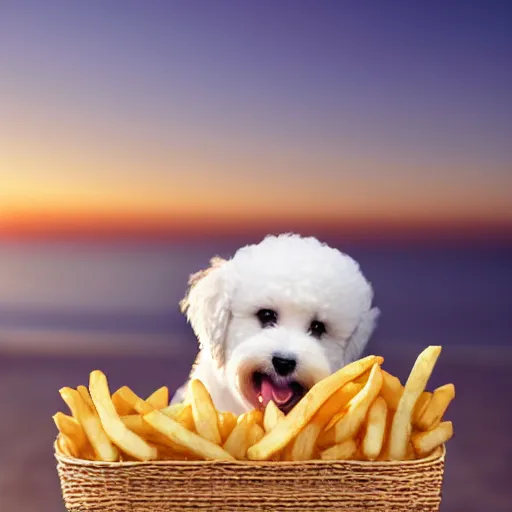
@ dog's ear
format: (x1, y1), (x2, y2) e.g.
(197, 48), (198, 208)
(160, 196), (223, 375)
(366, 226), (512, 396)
(180, 256), (232, 369)
(344, 307), (380, 363)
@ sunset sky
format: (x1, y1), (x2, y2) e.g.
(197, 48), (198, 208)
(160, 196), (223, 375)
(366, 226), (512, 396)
(1, 1), (511, 237)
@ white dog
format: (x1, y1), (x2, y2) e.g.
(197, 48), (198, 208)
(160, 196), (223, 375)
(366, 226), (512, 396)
(172, 233), (379, 415)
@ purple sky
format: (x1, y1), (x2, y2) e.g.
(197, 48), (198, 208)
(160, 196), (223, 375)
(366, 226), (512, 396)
(1, 1), (511, 230)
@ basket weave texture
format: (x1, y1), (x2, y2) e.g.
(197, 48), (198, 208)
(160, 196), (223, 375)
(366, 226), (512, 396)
(56, 446), (445, 512)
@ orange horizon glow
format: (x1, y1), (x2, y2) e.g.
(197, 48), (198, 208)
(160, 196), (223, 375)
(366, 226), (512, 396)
(1, 208), (512, 242)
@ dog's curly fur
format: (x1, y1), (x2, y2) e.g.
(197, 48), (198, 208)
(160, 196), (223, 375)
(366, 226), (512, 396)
(173, 233), (379, 414)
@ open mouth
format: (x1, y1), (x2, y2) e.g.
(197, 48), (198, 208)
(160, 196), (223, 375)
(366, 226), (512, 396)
(251, 371), (307, 414)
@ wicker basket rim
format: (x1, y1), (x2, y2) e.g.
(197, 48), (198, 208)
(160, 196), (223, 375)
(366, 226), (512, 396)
(54, 439), (445, 468)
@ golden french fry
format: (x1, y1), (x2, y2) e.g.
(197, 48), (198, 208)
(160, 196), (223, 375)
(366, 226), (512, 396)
(122, 414), (190, 455)
(223, 410), (261, 459)
(324, 376), (377, 433)
(56, 434), (75, 457)
(416, 384), (455, 431)
(53, 412), (91, 457)
(388, 346), (442, 460)
(375, 407), (395, 461)
(77, 385), (96, 411)
(121, 414), (151, 434)
(380, 371), (403, 410)
(174, 404), (195, 431)
(247, 423), (265, 447)
(247, 355), (383, 460)
(318, 382), (364, 422)
(353, 369), (371, 385)
(280, 440), (295, 461)
(361, 396), (387, 460)
(405, 441), (417, 460)
(412, 391), (432, 426)
(263, 401), (285, 432)
(218, 411), (238, 443)
(411, 421), (453, 456)
(249, 409), (264, 427)
(291, 422), (321, 461)
(317, 427), (336, 449)
(89, 370), (157, 461)
(115, 386), (155, 415)
(294, 383), (363, 459)
(143, 410), (234, 460)
(315, 382), (364, 449)
(320, 439), (357, 461)
(60, 387), (119, 461)
(327, 364), (383, 444)
(146, 386), (169, 409)
(112, 388), (135, 416)
(189, 380), (221, 444)
(160, 402), (186, 419)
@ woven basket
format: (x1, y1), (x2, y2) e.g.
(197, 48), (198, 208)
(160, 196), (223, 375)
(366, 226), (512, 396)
(55, 443), (446, 512)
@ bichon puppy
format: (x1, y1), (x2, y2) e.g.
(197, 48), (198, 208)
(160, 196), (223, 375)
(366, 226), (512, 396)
(172, 233), (379, 415)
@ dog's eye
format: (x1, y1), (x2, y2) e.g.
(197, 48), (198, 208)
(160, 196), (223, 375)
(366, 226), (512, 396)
(256, 309), (278, 328)
(309, 320), (326, 338)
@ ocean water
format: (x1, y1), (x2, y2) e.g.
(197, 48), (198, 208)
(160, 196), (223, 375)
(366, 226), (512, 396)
(0, 238), (511, 352)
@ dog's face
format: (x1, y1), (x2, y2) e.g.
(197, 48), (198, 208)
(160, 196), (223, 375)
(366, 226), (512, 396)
(181, 234), (379, 413)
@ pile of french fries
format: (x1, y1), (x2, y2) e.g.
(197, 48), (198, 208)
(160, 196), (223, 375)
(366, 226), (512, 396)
(54, 346), (454, 463)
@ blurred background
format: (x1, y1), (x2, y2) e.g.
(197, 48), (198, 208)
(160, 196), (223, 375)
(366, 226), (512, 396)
(0, 1), (510, 511)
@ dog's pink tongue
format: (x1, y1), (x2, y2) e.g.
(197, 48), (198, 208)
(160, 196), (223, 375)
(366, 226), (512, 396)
(260, 377), (293, 406)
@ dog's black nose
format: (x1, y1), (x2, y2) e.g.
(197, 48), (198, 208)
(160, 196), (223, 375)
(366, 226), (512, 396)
(272, 356), (296, 376)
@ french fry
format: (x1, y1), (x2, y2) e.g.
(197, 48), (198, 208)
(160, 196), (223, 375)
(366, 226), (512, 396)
(405, 441), (417, 460)
(353, 369), (371, 385)
(160, 402), (194, 431)
(121, 414), (153, 435)
(316, 382), (364, 449)
(247, 423), (265, 448)
(380, 371), (403, 411)
(77, 385), (96, 412)
(281, 440), (295, 461)
(320, 439), (357, 461)
(59, 387), (119, 461)
(89, 370), (157, 461)
(247, 355), (383, 460)
(295, 382), (364, 458)
(218, 411), (238, 443)
(115, 386), (155, 415)
(146, 386), (169, 409)
(263, 401), (285, 432)
(412, 391), (432, 426)
(53, 412), (91, 457)
(249, 409), (264, 427)
(361, 396), (387, 460)
(189, 379), (222, 444)
(143, 410), (234, 460)
(174, 404), (195, 431)
(112, 388), (135, 416)
(411, 421), (453, 456)
(160, 402), (187, 419)
(318, 382), (365, 429)
(223, 410), (261, 460)
(122, 414), (190, 455)
(56, 434), (75, 457)
(416, 384), (455, 431)
(317, 426), (336, 449)
(326, 364), (383, 444)
(375, 408), (395, 461)
(291, 423), (321, 461)
(388, 346), (442, 460)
